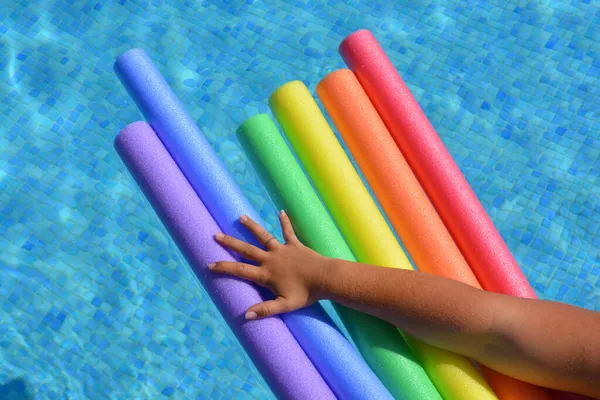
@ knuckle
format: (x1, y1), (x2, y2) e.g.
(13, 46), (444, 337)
(221, 236), (234, 247)
(236, 263), (247, 275)
(259, 232), (271, 243)
(260, 305), (271, 317)
(241, 242), (254, 254)
(261, 270), (273, 285)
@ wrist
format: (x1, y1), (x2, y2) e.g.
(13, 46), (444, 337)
(313, 256), (338, 300)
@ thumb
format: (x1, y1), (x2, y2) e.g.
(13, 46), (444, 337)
(245, 298), (293, 320)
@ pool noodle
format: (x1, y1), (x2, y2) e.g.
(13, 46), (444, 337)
(340, 28), (588, 400)
(114, 49), (370, 400)
(339, 28), (536, 300)
(114, 49), (256, 246)
(237, 114), (416, 400)
(269, 81), (497, 400)
(114, 121), (332, 400)
(317, 69), (480, 286)
(317, 69), (552, 400)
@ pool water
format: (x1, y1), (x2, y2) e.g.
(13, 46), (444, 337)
(1, 0), (599, 398)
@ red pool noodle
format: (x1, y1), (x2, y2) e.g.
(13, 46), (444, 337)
(340, 29), (535, 299)
(340, 29), (589, 400)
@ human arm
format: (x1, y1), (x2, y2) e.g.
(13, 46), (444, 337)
(210, 212), (600, 397)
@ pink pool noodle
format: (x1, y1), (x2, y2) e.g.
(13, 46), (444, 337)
(114, 121), (335, 400)
(340, 29), (536, 299)
(340, 29), (590, 400)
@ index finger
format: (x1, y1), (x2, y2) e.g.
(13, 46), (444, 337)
(240, 215), (281, 251)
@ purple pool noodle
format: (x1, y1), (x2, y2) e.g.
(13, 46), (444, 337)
(114, 49), (379, 400)
(114, 121), (335, 400)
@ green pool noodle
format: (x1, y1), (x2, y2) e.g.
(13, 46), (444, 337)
(237, 114), (442, 400)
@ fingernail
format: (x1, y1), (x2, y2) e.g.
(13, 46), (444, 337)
(240, 215), (248, 223)
(215, 232), (224, 240)
(208, 263), (216, 269)
(245, 311), (258, 320)
(279, 210), (286, 216)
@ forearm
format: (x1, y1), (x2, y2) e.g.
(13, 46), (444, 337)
(321, 258), (496, 357)
(321, 258), (600, 397)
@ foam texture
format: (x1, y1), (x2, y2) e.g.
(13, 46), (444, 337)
(317, 69), (552, 399)
(317, 69), (479, 286)
(114, 49), (257, 246)
(339, 29), (536, 300)
(114, 50), (370, 400)
(270, 81), (497, 400)
(114, 121), (334, 400)
(238, 114), (414, 400)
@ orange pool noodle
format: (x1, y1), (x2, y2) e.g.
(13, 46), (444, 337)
(318, 69), (478, 286)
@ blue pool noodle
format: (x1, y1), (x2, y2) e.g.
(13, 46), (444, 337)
(114, 49), (392, 400)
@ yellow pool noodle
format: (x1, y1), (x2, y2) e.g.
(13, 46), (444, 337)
(269, 81), (498, 400)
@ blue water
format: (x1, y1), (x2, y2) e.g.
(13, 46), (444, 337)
(0, 0), (598, 398)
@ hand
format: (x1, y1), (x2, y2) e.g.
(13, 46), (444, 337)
(210, 211), (330, 320)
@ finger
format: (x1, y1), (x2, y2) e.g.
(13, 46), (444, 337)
(240, 215), (281, 250)
(215, 233), (266, 262)
(208, 261), (269, 286)
(279, 210), (300, 244)
(245, 298), (294, 320)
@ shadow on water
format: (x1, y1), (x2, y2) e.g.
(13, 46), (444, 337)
(0, 379), (32, 400)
